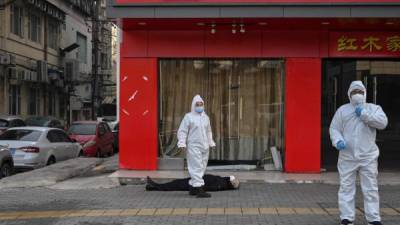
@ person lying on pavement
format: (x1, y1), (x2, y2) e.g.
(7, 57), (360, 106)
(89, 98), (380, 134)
(145, 174), (240, 193)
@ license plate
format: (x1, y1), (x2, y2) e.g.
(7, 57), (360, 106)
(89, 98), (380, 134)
(10, 148), (16, 156)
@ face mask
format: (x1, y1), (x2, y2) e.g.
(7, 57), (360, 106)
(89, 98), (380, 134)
(351, 93), (365, 105)
(195, 106), (204, 113)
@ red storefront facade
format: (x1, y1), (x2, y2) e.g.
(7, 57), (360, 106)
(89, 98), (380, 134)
(108, 1), (400, 173)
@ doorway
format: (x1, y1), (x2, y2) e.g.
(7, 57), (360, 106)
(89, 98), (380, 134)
(159, 59), (284, 166)
(322, 60), (400, 170)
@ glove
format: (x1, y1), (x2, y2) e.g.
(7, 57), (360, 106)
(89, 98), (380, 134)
(355, 106), (363, 117)
(336, 140), (346, 151)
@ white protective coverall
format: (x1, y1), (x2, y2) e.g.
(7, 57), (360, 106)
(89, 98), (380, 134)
(330, 81), (388, 222)
(177, 95), (216, 188)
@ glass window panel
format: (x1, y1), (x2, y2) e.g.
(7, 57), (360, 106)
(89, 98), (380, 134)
(159, 59), (284, 164)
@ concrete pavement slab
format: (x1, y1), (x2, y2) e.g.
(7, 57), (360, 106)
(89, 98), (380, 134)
(0, 157), (103, 189)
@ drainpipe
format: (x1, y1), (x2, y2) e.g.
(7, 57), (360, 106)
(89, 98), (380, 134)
(43, 14), (49, 116)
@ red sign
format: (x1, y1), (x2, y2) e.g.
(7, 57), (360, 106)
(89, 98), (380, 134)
(116, 0), (400, 4)
(329, 32), (400, 57)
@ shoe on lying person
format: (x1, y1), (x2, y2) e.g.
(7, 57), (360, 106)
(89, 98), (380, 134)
(145, 176), (157, 191)
(368, 221), (383, 225)
(196, 186), (211, 198)
(189, 186), (198, 196)
(341, 219), (354, 225)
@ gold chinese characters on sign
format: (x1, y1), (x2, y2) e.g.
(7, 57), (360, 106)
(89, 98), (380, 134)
(337, 35), (400, 53)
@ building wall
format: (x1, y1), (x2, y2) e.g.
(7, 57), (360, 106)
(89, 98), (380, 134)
(0, 1), (65, 119)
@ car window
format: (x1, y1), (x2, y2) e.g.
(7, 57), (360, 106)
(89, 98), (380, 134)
(0, 119), (9, 127)
(55, 130), (72, 142)
(9, 120), (17, 127)
(54, 121), (62, 127)
(68, 124), (96, 135)
(25, 117), (48, 126)
(47, 130), (59, 143)
(0, 129), (42, 141)
(15, 119), (26, 127)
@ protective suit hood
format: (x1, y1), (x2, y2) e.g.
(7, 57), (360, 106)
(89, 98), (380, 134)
(191, 95), (205, 114)
(348, 81), (366, 105)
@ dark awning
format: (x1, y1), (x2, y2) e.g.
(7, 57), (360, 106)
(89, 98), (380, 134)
(107, 0), (400, 19)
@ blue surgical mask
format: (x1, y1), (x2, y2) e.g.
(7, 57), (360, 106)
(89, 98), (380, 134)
(195, 106), (204, 113)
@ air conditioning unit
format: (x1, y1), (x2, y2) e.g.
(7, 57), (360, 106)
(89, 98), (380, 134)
(37, 60), (48, 83)
(8, 68), (17, 80)
(0, 54), (9, 65)
(21, 70), (31, 81)
(65, 59), (79, 82)
(0, 54), (15, 65)
(17, 70), (25, 81)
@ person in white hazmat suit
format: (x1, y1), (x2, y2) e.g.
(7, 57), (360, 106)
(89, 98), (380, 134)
(177, 95), (216, 198)
(330, 81), (388, 225)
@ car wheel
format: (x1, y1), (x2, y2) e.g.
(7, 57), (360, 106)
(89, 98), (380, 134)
(0, 162), (13, 178)
(47, 156), (56, 166)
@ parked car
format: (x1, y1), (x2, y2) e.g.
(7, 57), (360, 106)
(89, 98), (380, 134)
(0, 115), (26, 135)
(0, 145), (14, 178)
(112, 122), (119, 152)
(0, 127), (83, 170)
(68, 121), (114, 157)
(25, 116), (64, 129)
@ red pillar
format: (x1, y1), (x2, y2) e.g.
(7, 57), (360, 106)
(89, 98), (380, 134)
(119, 58), (158, 170)
(285, 58), (321, 173)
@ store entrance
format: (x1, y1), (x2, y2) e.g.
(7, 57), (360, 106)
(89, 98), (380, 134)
(159, 59), (284, 167)
(322, 60), (400, 171)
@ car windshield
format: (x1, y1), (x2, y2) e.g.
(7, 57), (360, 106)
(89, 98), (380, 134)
(0, 129), (42, 141)
(25, 117), (50, 126)
(68, 124), (96, 135)
(0, 119), (8, 127)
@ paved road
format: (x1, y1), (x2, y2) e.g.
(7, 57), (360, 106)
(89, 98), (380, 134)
(0, 183), (399, 225)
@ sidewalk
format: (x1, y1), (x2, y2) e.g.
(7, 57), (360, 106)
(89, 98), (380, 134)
(111, 169), (400, 185)
(0, 154), (119, 189)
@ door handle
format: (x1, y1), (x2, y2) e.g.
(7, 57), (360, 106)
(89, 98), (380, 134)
(239, 97), (243, 120)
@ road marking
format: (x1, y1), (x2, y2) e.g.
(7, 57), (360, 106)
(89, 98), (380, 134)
(325, 207), (340, 215)
(293, 208), (313, 215)
(0, 207), (398, 220)
(259, 208), (277, 215)
(207, 208), (224, 215)
(172, 208), (190, 215)
(137, 208), (156, 216)
(276, 207), (295, 215)
(190, 208), (207, 215)
(102, 209), (124, 216)
(225, 208), (242, 215)
(381, 208), (399, 216)
(242, 208), (260, 215)
(119, 209), (139, 216)
(155, 208), (173, 216)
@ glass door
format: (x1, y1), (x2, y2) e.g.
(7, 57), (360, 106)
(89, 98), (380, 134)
(322, 60), (400, 170)
(159, 59), (284, 165)
(364, 61), (400, 169)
